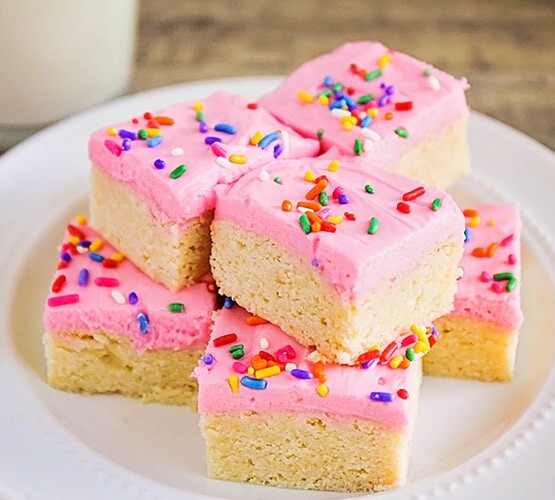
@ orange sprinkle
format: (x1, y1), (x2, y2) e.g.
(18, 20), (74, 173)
(384, 111), (394, 120)
(463, 208), (478, 218)
(471, 247), (487, 258)
(400, 359), (411, 369)
(153, 116), (174, 125)
(281, 200), (292, 212)
(486, 242), (498, 257)
(247, 315), (269, 326)
(313, 361), (327, 383)
(305, 211), (322, 224)
(297, 201), (322, 211)
(311, 222), (321, 232)
(305, 179), (328, 200)
(251, 355), (268, 371)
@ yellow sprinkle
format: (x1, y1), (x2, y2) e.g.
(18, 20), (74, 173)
(469, 216), (480, 227)
(378, 54), (391, 68)
(255, 365), (281, 379)
(250, 131), (263, 146)
(106, 127), (117, 136)
(228, 375), (239, 393)
(110, 252), (126, 263)
(318, 95), (330, 105)
(414, 341), (427, 354)
(341, 116), (357, 125)
(304, 171), (316, 182)
(247, 366), (255, 376)
(76, 214), (87, 225)
(343, 121), (353, 131)
(368, 108), (379, 118)
(229, 154), (247, 165)
(147, 127), (161, 137)
(328, 215), (344, 225)
(488, 219), (496, 226)
(68, 236), (80, 246)
(369, 344), (380, 351)
(410, 324), (426, 337)
(389, 355), (404, 369)
(328, 160), (340, 172)
(89, 239), (104, 252)
(316, 383), (329, 397)
(298, 91), (314, 103)
(192, 101), (204, 112)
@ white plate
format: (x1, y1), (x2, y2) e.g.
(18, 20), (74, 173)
(1, 77), (555, 500)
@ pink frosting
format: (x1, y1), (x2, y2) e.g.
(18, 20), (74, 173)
(43, 221), (216, 352)
(259, 41), (469, 165)
(450, 205), (523, 330)
(194, 307), (420, 429)
(215, 156), (465, 303)
(88, 92), (319, 226)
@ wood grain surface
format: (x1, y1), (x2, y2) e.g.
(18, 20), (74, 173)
(134, 0), (554, 151)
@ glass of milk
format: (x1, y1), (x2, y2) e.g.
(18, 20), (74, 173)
(0, 0), (138, 150)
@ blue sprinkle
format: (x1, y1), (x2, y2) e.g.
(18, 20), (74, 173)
(343, 94), (356, 108)
(258, 131), (280, 149)
(121, 138), (132, 151)
(360, 115), (372, 128)
(290, 369), (313, 380)
(464, 228), (470, 242)
(240, 376), (267, 390)
(214, 123), (236, 134)
(154, 158), (165, 169)
(79, 240), (91, 248)
(199, 121), (208, 133)
(147, 135), (163, 148)
(378, 94), (390, 107)
(223, 297), (234, 309)
(323, 75), (333, 87)
(338, 194), (349, 204)
(88, 252), (104, 263)
(329, 99), (347, 110)
(137, 312), (150, 334)
(204, 136), (222, 145)
(202, 353), (214, 365)
(273, 143), (283, 159)
(78, 268), (89, 287)
(60, 252), (72, 263)
(128, 291), (138, 305)
(118, 129), (138, 140)
(369, 391), (394, 402)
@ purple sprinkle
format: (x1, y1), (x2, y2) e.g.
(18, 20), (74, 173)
(361, 359), (378, 369)
(273, 143), (283, 159)
(311, 258), (319, 268)
(198, 121), (208, 133)
(118, 129), (138, 140)
(78, 240), (91, 248)
(204, 136), (222, 145)
(380, 82), (386, 89)
(78, 268), (89, 287)
(290, 369), (312, 380)
(369, 391), (394, 402)
(121, 138), (132, 151)
(378, 94), (390, 107)
(385, 85), (395, 96)
(431, 325), (439, 337)
(202, 353), (214, 365)
(154, 158), (166, 169)
(334, 91), (344, 100)
(338, 194), (349, 204)
(60, 252), (72, 263)
(128, 291), (138, 305)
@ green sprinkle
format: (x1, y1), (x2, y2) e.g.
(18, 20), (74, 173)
(318, 190), (329, 206)
(423, 68), (431, 77)
(365, 69), (383, 81)
(229, 344), (244, 356)
(406, 347), (415, 361)
(395, 127), (409, 139)
(168, 303), (185, 313)
(368, 217), (380, 235)
(318, 89), (332, 98)
(332, 82), (343, 92)
(231, 349), (244, 360)
(364, 184), (375, 194)
(354, 138), (363, 156)
(170, 164), (187, 179)
(357, 94), (374, 105)
(506, 277), (518, 292)
(196, 111), (204, 122)
(317, 128), (325, 140)
(432, 198), (442, 211)
(493, 272), (515, 281)
(274, 176), (282, 184)
(299, 213), (311, 234)
(138, 129), (148, 140)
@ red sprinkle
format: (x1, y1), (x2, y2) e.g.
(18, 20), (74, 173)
(132, 118), (139, 124)
(247, 102), (258, 110)
(94, 277), (119, 287)
(357, 349), (380, 364)
(397, 388), (409, 399)
(350, 63), (359, 74)
(344, 212), (356, 221)
(346, 86), (355, 95)
(313, 175), (329, 184)
(102, 258), (118, 268)
(143, 112), (152, 119)
(320, 221), (337, 233)
(501, 233), (515, 246)
(258, 351), (275, 361)
(463, 208), (478, 218)
(428, 335), (437, 348)
(51, 274), (66, 293)
(380, 341), (398, 362)
(402, 186), (426, 202)
(147, 119), (160, 129)
(66, 242), (78, 255)
(400, 334), (418, 347)
(67, 224), (85, 240)
(397, 201), (411, 214)
(48, 294), (79, 307)
(214, 333), (238, 347)
(395, 101), (413, 111)
(57, 261), (69, 270)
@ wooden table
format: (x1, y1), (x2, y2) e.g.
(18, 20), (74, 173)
(134, 0), (554, 151)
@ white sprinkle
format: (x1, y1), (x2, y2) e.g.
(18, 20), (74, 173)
(259, 170), (270, 181)
(428, 75), (441, 91)
(363, 139), (374, 152)
(296, 206), (311, 214)
(361, 128), (381, 141)
(331, 108), (351, 118)
(171, 147), (184, 157)
(111, 290), (126, 304)
(259, 338), (269, 349)
(76, 245), (89, 254)
(280, 130), (290, 156)
(285, 363), (297, 372)
(215, 157), (232, 169)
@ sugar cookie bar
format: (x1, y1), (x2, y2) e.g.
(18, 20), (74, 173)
(42, 219), (216, 406)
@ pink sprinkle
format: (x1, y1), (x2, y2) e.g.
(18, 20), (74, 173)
(501, 233), (514, 247)
(275, 350), (288, 363)
(491, 282), (505, 294)
(283, 344), (297, 359)
(401, 333), (418, 347)
(317, 207), (332, 219)
(104, 139), (122, 157)
(480, 271), (492, 282)
(48, 294), (80, 307)
(211, 142), (226, 157)
(232, 362), (248, 374)
(332, 186), (345, 199)
(94, 277), (119, 287)
(508, 254), (517, 265)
